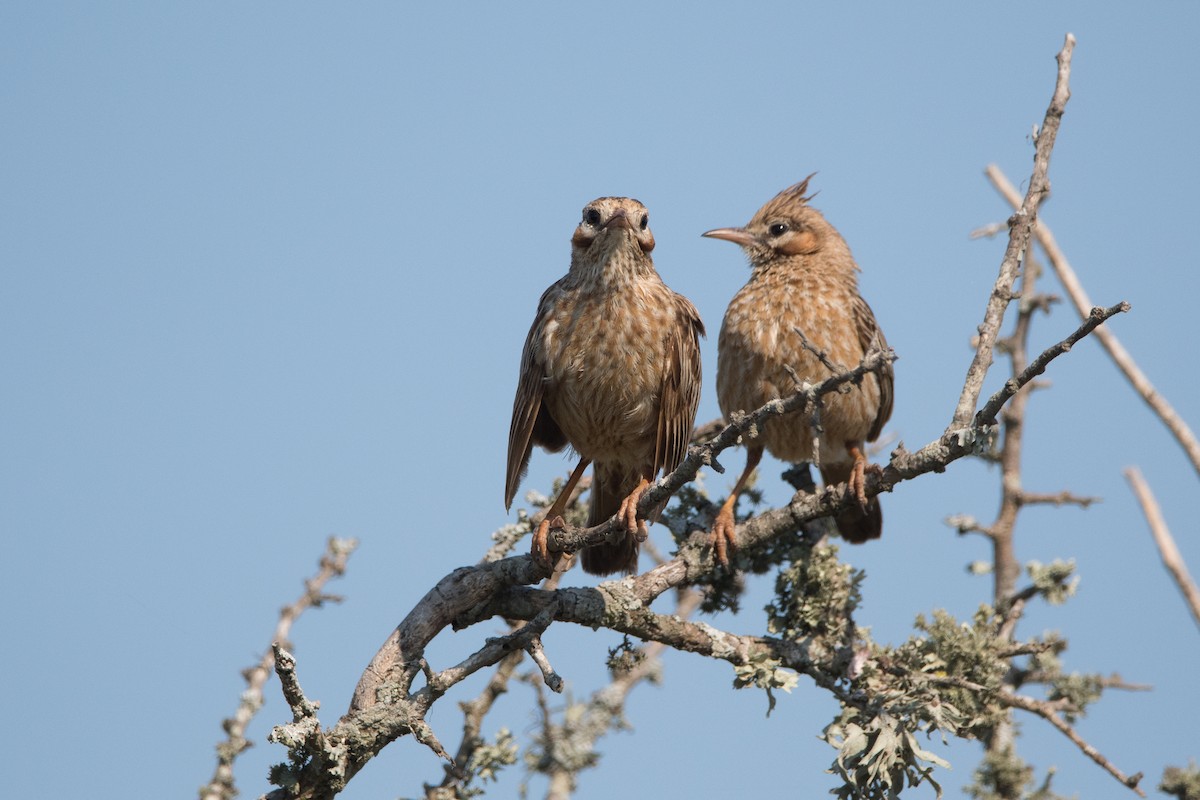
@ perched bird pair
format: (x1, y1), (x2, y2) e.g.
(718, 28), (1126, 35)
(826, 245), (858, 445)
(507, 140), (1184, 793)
(505, 178), (893, 576)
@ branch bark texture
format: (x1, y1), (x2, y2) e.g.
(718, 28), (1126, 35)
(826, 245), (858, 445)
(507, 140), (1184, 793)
(985, 164), (1200, 480)
(951, 33), (1075, 428)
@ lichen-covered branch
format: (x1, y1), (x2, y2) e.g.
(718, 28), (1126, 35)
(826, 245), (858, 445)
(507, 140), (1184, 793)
(1001, 691), (1145, 796)
(199, 536), (357, 800)
(528, 587), (704, 799)
(956, 89), (1139, 794)
(259, 300), (1122, 799)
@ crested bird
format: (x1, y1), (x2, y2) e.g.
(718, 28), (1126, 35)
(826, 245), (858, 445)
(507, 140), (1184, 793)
(506, 197), (705, 575)
(703, 176), (893, 563)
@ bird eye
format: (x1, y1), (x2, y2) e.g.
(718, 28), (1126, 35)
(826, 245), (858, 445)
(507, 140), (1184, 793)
(768, 222), (789, 237)
(639, 214), (649, 230)
(584, 208), (602, 226)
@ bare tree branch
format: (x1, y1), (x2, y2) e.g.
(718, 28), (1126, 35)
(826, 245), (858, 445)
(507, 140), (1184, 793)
(525, 633), (564, 694)
(986, 164), (1200, 480)
(533, 587), (704, 799)
(199, 536), (357, 800)
(974, 302), (1128, 427)
(1015, 671), (1152, 693)
(1124, 466), (1200, 631)
(1002, 691), (1145, 796)
(1015, 490), (1100, 508)
(958, 86), (1134, 792)
(432, 649), (524, 795)
(952, 33), (1075, 428)
(426, 604), (558, 696)
(274, 644), (321, 723)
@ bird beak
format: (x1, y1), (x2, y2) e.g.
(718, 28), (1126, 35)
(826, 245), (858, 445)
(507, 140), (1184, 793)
(604, 209), (631, 230)
(702, 227), (757, 247)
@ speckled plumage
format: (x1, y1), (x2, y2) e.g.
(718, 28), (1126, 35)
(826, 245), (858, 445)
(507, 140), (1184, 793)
(507, 197), (705, 575)
(705, 177), (893, 555)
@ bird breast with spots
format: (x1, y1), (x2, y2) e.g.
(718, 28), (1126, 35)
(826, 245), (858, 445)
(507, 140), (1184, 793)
(716, 266), (882, 465)
(537, 279), (676, 464)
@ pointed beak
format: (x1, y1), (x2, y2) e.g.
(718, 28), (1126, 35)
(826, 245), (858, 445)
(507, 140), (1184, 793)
(702, 227), (757, 247)
(604, 209), (631, 230)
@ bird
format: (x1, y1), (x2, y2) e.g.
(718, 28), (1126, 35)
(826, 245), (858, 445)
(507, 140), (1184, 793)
(506, 197), (705, 575)
(702, 176), (893, 563)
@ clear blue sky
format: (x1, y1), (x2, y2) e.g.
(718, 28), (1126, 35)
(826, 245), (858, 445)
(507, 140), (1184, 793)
(3, 4), (1197, 799)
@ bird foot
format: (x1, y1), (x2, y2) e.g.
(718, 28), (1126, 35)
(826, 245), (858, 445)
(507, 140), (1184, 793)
(616, 480), (650, 541)
(531, 515), (569, 572)
(847, 456), (882, 513)
(709, 505), (738, 567)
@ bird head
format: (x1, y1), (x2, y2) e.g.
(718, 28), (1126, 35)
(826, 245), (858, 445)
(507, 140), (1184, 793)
(571, 197), (656, 260)
(703, 175), (849, 270)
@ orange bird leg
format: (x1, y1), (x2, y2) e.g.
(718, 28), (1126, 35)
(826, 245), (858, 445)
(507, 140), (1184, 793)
(845, 443), (879, 512)
(616, 475), (653, 542)
(531, 458), (591, 569)
(709, 445), (764, 567)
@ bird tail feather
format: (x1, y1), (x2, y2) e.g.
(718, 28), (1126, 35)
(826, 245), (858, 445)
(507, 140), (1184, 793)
(580, 464), (642, 575)
(819, 462), (883, 544)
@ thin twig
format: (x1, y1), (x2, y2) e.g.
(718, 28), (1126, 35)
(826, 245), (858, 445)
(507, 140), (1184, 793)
(945, 513), (995, 538)
(199, 537), (357, 800)
(426, 579), (564, 794)
(986, 164), (1200, 480)
(526, 636), (563, 693)
(266, 646), (332, 765)
(989, 249), (1046, 611)
(952, 33), (1075, 428)
(273, 644), (320, 721)
(435, 649), (524, 793)
(426, 604), (558, 695)
(1015, 671), (1152, 692)
(535, 588), (703, 798)
(1003, 691), (1145, 796)
(1016, 490), (1100, 508)
(1124, 467), (1200, 631)
(794, 325), (847, 373)
(975, 303), (1129, 425)
(926, 675), (1145, 796)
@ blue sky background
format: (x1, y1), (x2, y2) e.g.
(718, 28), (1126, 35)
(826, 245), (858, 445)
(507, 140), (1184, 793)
(3, 4), (1198, 799)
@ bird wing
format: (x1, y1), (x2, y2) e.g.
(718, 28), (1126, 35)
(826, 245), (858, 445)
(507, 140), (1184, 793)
(654, 293), (706, 475)
(505, 284), (567, 510)
(853, 294), (894, 442)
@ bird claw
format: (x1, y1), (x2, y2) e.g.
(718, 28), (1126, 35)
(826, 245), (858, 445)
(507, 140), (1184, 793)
(617, 481), (649, 536)
(848, 455), (882, 513)
(709, 506), (738, 567)
(531, 518), (553, 569)
(848, 458), (868, 512)
(531, 515), (568, 572)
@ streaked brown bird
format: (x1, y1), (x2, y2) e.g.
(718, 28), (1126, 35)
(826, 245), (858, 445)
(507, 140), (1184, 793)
(506, 197), (705, 575)
(703, 176), (893, 562)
